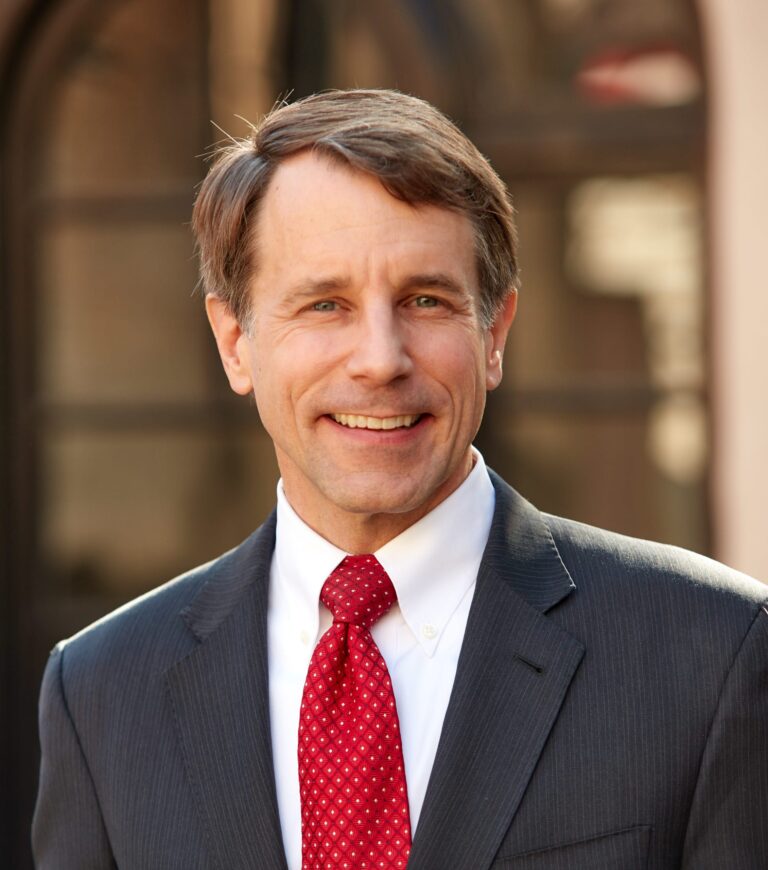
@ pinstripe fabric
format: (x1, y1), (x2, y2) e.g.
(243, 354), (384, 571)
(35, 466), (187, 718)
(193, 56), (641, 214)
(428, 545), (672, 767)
(495, 825), (652, 868)
(33, 473), (768, 869)
(33, 519), (287, 870)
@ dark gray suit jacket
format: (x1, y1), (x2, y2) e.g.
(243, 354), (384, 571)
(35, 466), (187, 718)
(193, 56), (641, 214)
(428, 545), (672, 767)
(33, 473), (768, 868)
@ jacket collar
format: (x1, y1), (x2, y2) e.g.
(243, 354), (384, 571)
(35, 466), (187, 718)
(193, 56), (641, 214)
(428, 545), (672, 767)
(180, 512), (277, 642)
(484, 468), (575, 612)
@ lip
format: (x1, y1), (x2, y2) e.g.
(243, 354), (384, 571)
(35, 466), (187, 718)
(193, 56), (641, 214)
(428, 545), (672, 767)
(330, 413), (422, 431)
(321, 413), (431, 441)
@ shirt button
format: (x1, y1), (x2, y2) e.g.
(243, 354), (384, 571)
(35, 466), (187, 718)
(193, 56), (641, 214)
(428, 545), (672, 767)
(300, 629), (311, 645)
(421, 623), (437, 640)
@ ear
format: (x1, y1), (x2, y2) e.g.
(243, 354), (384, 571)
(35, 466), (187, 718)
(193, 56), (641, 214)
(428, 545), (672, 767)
(485, 289), (518, 391)
(205, 295), (255, 396)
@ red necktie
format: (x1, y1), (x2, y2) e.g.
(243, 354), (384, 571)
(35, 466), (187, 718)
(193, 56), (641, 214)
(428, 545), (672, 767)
(299, 555), (412, 869)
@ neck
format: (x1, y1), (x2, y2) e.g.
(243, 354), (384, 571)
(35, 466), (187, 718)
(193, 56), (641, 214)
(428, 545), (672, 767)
(281, 456), (474, 554)
(287, 503), (433, 554)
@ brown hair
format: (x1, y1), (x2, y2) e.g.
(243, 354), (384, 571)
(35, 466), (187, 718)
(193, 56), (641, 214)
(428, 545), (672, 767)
(192, 89), (519, 327)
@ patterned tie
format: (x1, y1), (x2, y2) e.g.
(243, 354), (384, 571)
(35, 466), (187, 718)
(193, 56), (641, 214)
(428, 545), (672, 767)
(299, 555), (412, 869)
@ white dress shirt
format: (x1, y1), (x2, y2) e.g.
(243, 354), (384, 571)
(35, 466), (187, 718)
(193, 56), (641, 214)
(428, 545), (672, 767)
(268, 450), (496, 869)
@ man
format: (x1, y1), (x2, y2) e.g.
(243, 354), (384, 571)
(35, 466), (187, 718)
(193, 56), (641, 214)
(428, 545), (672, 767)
(33, 90), (767, 869)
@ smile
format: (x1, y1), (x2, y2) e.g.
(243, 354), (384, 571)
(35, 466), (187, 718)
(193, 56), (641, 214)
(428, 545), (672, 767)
(330, 413), (422, 430)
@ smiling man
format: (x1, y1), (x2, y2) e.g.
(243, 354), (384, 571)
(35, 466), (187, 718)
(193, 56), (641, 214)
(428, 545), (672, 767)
(205, 147), (514, 554)
(33, 90), (768, 869)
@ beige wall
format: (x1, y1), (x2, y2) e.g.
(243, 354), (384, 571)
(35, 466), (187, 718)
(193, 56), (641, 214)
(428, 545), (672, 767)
(702, 0), (768, 581)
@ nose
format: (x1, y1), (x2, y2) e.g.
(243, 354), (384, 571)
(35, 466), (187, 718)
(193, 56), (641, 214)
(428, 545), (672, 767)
(345, 303), (413, 384)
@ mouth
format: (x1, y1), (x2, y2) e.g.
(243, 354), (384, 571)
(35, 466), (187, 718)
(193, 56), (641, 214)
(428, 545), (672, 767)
(330, 413), (423, 431)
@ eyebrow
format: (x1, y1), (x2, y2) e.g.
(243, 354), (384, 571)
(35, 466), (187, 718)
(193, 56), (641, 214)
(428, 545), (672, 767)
(284, 272), (469, 301)
(399, 272), (469, 297)
(284, 277), (351, 302)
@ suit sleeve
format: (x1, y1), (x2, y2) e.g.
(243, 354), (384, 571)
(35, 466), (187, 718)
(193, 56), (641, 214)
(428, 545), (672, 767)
(681, 604), (768, 868)
(32, 644), (116, 869)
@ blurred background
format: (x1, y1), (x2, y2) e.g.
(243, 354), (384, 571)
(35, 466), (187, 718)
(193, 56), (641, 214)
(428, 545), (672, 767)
(1, 0), (767, 864)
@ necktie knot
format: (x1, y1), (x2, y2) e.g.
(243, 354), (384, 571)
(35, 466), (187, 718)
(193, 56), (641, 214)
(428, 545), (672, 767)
(320, 554), (396, 629)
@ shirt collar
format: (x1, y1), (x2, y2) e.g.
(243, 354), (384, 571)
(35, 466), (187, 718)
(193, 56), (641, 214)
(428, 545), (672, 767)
(375, 449), (495, 655)
(273, 448), (496, 656)
(273, 488), (347, 648)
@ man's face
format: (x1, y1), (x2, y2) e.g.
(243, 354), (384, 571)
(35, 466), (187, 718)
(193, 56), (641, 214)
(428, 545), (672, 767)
(207, 151), (516, 546)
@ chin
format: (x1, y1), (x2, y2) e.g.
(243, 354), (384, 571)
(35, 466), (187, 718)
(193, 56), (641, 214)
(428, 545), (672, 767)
(331, 493), (417, 517)
(324, 478), (437, 518)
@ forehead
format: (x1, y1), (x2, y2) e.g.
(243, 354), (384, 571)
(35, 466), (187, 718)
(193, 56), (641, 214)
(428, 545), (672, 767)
(254, 151), (477, 281)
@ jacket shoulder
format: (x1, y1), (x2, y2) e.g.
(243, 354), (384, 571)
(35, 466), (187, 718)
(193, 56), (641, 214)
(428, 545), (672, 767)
(53, 516), (275, 677)
(544, 511), (768, 621)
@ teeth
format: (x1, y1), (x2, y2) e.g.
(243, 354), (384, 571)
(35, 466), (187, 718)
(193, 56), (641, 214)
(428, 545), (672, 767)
(332, 414), (420, 430)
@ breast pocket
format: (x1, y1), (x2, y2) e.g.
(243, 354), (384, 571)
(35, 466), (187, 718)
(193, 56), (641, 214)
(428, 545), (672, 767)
(493, 825), (651, 869)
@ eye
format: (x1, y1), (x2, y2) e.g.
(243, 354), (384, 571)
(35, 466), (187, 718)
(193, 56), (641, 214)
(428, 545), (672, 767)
(311, 300), (338, 312)
(413, 295), (440, 308)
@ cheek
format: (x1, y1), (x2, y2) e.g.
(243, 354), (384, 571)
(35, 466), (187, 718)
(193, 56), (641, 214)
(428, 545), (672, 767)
(419, 340), (486, 423)
(254, 349), (320, 425)
(440, 336), (487, 387)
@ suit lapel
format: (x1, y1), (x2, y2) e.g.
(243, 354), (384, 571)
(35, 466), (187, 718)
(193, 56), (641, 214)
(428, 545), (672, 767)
(408, 474), (585, 870)
(165, 515), (288, 870)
